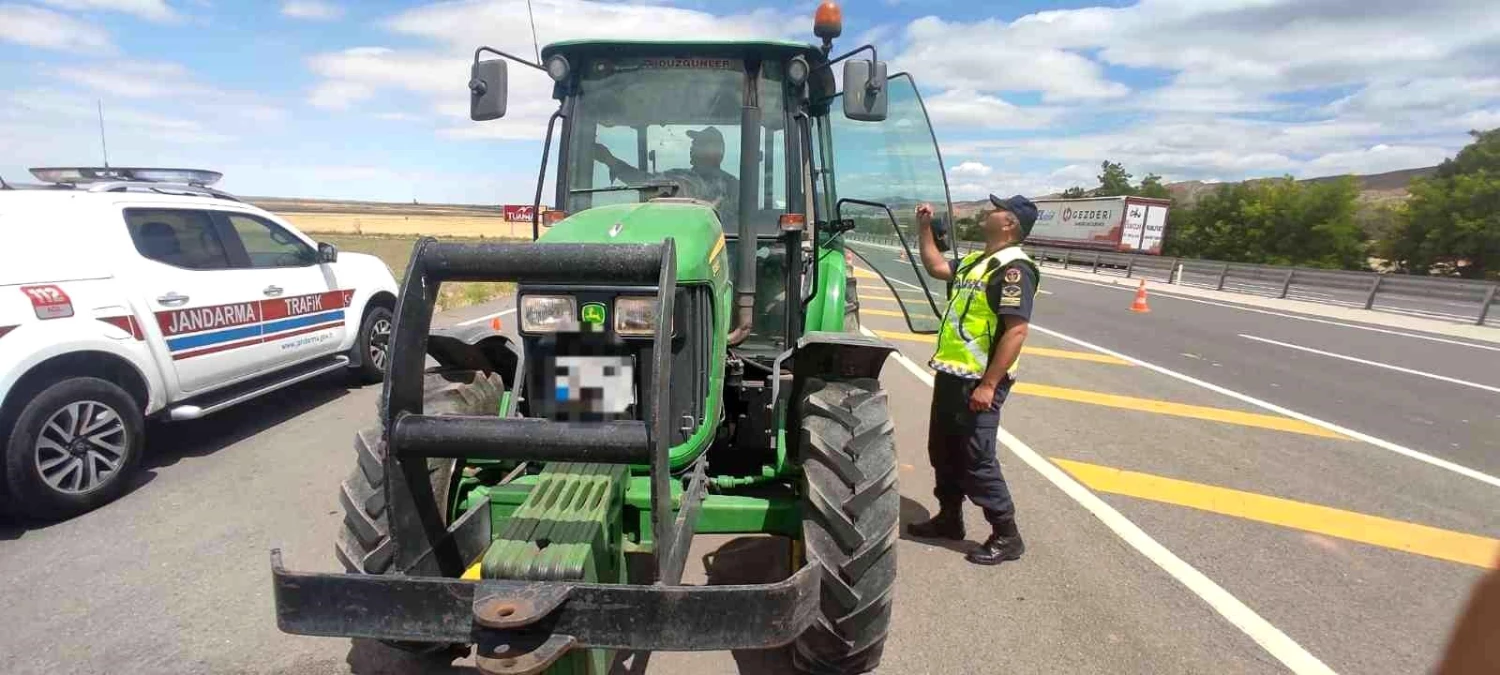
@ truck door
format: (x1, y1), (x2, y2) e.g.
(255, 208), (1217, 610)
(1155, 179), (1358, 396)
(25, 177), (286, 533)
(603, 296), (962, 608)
(214, 211), (351, 371)
(123, 208), (268, 394)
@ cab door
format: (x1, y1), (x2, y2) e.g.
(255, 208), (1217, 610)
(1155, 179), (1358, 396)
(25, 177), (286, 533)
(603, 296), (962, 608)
(124, 207), (268, 394)
(213, 211), (351, 371)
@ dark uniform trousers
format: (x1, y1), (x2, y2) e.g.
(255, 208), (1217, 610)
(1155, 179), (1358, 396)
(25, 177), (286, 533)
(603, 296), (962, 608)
(927, 370), (1017, 532)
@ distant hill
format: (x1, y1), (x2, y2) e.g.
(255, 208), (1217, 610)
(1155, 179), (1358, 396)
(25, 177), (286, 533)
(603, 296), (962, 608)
(952, 165), (1437, 217)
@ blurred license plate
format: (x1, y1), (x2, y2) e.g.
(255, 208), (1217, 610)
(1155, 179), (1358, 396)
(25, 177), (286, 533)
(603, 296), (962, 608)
(553, 356), (635, 416)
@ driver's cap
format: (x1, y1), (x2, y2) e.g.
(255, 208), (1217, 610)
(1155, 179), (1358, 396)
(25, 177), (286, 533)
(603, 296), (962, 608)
(686, 127), (725, 150)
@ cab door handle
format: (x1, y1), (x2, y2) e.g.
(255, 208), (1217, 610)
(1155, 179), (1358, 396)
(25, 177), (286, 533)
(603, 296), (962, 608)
(263, 285), (284, 297)
(157, 292), (189, 306)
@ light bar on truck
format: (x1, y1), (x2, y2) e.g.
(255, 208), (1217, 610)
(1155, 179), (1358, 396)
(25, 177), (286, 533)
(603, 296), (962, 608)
(29, 167), (223, 186)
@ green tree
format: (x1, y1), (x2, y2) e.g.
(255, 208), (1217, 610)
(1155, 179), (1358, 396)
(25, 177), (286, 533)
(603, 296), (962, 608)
(953, 215), (983, 242)
(1061, 186), (1088, 199)
(1378, 129), (1500, 279)
(1096, 161), (1134, 197)
(1164, 176), (1365, 269)
(1137, 173), (1171, 199)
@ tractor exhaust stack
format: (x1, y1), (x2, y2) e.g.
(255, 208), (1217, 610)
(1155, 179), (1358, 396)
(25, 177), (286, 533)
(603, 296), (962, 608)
(728, 60), (763, 346)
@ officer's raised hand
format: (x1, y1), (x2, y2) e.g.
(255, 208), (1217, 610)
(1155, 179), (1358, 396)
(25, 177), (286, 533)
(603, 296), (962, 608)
(914, 203), (951, 281)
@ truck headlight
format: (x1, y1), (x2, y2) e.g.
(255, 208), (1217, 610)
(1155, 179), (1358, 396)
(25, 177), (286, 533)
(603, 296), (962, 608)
(614, 296), (660, 336)
(520, 295), (579, 332)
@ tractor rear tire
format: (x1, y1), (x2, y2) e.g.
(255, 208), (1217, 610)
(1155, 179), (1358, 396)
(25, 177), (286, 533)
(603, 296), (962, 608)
(793, 378), (898, 675)
(333, 369), (503, 656)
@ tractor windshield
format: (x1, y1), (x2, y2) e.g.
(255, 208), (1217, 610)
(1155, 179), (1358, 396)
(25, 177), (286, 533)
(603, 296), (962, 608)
(565, 57), (788, 232)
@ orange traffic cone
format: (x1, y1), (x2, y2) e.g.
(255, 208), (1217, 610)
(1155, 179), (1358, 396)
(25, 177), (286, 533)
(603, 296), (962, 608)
(1129, 279), (1151, 313)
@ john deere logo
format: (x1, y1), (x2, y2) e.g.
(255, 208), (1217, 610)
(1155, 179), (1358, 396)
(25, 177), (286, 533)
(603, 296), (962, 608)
(580, 302), (607, 328)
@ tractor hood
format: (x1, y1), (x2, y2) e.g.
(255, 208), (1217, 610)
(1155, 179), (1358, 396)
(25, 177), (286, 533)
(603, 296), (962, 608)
(538, 201), (728, 284)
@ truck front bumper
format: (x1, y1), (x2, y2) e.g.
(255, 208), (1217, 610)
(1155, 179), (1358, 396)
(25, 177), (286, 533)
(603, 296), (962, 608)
(270, 550), (819, 674)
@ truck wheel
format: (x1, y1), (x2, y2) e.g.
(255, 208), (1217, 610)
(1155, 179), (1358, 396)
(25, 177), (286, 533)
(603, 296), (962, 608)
(793, 378), (897, 675)
(334, 370), (503, 656)
(352, 305), (394, 384)
(2, 377), (145, 521)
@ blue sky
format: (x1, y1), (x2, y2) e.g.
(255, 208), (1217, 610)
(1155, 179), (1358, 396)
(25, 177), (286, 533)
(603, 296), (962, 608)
(2, 0), (1497, 204)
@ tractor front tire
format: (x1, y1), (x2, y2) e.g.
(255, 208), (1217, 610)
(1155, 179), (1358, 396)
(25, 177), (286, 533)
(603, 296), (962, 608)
(793, 378), (898, 675)
(334, 370), (503, 656)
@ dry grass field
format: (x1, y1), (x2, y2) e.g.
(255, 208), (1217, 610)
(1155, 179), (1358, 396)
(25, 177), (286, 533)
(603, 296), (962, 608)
(253, 198), (541, 310)
(277, 212), (535, 239)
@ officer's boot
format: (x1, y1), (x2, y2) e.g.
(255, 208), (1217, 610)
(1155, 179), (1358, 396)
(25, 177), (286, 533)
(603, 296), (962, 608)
(966, 521), (1025, 566)
(906, 505), (965, 540)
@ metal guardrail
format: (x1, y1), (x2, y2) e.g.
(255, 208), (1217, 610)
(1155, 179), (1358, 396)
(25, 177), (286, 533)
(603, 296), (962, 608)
(845, 232), (1499, 326)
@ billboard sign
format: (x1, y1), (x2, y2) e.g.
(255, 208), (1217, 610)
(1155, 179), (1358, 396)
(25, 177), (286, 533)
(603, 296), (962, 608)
(1030, 198), (1126, 249)
(503, 204), (535, 222)
(1121, 202), (1147, 251)
(1141, 204), (1168, 254)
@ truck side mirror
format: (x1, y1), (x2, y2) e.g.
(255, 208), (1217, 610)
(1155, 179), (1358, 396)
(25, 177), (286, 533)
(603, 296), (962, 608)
(842, 59), (888, 122)
(469, 59), (508, 121)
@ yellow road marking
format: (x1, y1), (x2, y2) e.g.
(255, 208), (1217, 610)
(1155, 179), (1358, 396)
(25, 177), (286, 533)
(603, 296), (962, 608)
(1055, 458), (1500, 568)
(869, 330), (1130, 365)
(870, 330), (1337, 437)
(861, 308), (935, 319)
(857, 294), (900, 303)
(1017, 382), (1345, 439)
(852, 267), (881, 280)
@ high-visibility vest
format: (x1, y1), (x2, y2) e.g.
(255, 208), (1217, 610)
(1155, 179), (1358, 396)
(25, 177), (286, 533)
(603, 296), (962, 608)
(929, 245), (1040, 379)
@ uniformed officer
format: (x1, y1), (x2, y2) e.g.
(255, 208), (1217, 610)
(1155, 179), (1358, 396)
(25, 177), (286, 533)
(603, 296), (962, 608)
(907, 194), (1040, 566)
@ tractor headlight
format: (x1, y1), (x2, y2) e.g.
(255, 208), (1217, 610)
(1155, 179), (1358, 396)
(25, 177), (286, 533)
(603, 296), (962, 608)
(520, 295), (579, 332)
(614, 296), (660, 336)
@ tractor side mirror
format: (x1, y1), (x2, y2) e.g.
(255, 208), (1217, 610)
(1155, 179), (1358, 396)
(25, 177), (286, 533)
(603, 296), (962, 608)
(842, 59), (888, 122)
(469, 59), (508, 121)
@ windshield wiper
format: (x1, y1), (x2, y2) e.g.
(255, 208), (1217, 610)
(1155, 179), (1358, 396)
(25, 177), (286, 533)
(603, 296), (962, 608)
(571, 180), (684, 198)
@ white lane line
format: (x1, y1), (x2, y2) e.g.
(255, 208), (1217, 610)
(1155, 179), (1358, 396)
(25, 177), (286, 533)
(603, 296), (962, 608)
(1047, 275), (1500, 353)
(1240, 334), (1500, 395)
(456, 307), (516, 327)
(1030, 323), (1500, 489)
(859, 326), (1337, 675)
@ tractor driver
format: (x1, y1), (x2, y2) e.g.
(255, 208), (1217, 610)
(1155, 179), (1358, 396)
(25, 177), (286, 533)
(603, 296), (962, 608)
(592, 127), (740, 224)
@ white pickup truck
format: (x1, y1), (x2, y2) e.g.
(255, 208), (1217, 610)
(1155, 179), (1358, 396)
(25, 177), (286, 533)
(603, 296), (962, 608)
(0, 168), (399, 520)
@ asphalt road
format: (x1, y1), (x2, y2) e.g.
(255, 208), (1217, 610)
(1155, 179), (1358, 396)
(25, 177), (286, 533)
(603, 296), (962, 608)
(2, 256), (1497, 674)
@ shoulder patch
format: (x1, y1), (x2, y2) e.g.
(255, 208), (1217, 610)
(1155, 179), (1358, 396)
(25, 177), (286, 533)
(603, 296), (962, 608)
(1001, 284), (1023, 297)
(1003, 267), (1022, 284)
(999, 296), (1022, 307)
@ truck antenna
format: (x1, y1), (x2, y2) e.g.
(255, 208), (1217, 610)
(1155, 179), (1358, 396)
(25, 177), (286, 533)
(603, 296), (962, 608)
(97, 100), (110, 168)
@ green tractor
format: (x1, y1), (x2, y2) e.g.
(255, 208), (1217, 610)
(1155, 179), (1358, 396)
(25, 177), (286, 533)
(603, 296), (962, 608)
(270, 4), (957, 673)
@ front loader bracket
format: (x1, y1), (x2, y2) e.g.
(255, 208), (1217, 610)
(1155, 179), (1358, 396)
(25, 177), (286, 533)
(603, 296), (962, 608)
(270, 551), (820, 665)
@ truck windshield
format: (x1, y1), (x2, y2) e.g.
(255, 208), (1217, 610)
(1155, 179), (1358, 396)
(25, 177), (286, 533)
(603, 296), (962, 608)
(565, 57), (788, 233)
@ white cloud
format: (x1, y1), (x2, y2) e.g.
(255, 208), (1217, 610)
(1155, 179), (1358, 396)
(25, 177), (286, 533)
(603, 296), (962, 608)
(4, 89), (234, 145)
(924, 90), (1058, 130)
(304, 0), (800, 140)
(1298, 144), (1453, 178)
(0, 4), (112, 51)
(53, 61), (193, 98)
(949, 161), (993, 177)
(307, 80), (375, 110)
(902, 0), (1500, 185)
(281, 0), (342, 21)
(38, 0), (177, 22)
(896, 16), (1128, 102)
(48, 59), (290, 123)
